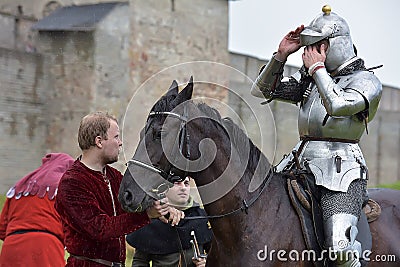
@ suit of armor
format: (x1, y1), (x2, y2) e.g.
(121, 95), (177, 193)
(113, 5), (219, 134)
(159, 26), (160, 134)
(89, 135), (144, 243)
(251, 6), (382, 267)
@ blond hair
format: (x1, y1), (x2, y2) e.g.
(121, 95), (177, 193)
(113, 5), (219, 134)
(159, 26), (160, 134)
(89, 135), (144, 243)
(78, 111), (118, 150)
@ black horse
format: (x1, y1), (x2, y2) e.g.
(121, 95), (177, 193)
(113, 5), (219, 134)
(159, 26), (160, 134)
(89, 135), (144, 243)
(119, 78), (400, 266)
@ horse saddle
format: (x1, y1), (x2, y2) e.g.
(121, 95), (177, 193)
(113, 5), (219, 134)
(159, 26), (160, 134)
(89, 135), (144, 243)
(286, 171), (381, 267)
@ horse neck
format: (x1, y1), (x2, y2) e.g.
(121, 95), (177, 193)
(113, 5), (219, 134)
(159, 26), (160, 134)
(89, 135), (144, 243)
(197, 169), (291, 256)
(197, 167), (248, 244)
(192, 145), (272, 246)
(188, 112), (274, 245)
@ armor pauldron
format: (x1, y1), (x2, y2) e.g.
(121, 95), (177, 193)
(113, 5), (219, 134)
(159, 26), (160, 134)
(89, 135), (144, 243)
(313, 71), (367, 117)
(343, 72), (382, 121)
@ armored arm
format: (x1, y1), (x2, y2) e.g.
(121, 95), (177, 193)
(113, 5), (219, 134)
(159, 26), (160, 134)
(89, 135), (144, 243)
(251, 55), (312, 104)
(251, 56), (285, 98)
(312, 68), (382, 119)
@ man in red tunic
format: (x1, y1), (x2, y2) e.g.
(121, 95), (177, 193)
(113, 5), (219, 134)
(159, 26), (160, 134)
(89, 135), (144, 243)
(0, 152), (75, 267)
(55, 111), (184, 266)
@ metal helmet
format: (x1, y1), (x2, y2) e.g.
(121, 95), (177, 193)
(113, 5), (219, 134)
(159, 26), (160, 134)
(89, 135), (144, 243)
(300, 5), (356, 72)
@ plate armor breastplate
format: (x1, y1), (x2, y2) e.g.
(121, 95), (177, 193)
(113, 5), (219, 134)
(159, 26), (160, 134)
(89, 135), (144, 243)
(298, 82), (366, 140)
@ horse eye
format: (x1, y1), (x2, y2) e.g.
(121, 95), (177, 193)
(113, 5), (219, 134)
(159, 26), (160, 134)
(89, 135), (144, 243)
(154, 130), (164, 140)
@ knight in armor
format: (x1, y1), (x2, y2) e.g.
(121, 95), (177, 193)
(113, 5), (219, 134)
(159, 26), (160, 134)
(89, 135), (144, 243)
(250, 5), (382, 267)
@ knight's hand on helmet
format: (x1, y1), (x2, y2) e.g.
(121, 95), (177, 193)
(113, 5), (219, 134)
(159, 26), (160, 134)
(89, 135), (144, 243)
(302, 43), (327, 69)
(276, 25), (304, 61)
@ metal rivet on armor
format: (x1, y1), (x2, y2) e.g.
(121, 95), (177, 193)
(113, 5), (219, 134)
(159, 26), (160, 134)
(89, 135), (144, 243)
(322, 5), (331, 15)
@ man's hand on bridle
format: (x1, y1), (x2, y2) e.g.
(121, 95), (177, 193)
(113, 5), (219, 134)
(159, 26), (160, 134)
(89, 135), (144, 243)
(163, 206), (185, 226)
(146, 199), (185, 226)
(146, 199), (170, 219)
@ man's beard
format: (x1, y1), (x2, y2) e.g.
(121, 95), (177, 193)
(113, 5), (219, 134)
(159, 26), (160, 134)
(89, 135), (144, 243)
(104, 154), (119, 165)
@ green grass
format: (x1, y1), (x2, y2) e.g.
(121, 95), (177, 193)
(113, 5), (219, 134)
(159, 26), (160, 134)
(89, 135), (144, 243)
(0, 194), (6, 211)
(376, 180), (400, 190)
(63, 244), (133, 265)
(0, 194), (5, 251)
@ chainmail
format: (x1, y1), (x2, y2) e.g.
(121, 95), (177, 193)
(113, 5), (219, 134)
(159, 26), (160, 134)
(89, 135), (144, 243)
(334, 58), (366, 76)
(320, 179), (367, 221)
(269, 67), (313, 103)
(268, 59), (368, 103)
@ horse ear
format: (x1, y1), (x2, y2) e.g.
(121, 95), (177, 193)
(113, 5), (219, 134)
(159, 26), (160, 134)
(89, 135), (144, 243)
(182, 76), (193, 99)
(172, 76), (193, 105)
(166, 80), (179, 97)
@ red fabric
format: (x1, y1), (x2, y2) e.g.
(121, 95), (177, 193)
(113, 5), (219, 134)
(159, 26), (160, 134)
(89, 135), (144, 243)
(10, 153), (75, 199)
(0, 152), (74, 267)
(0, 195), (66, 267)
(55, 160), (150, 266)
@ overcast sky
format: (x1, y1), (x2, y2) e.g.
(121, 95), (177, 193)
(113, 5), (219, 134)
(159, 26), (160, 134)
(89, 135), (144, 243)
(229, 0), (400, 88)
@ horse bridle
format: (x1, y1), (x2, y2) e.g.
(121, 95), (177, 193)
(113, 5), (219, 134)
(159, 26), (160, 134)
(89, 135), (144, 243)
(126, 109), (274, 220)
(126, 109), (191, 197)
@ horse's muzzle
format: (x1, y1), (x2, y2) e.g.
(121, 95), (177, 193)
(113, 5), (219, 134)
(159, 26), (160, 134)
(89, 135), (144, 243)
(119, 189), (153, 213)
(119, 189), (141, 212)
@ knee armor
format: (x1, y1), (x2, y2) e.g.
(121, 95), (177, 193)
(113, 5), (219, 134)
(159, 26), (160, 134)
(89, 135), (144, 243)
(324, 213), (361, 267)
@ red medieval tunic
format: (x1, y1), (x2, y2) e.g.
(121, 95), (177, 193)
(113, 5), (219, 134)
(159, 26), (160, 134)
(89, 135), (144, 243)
(0, 153), (75, 267)
(55, 160), (150, 266)
(0, 195), (66, 267)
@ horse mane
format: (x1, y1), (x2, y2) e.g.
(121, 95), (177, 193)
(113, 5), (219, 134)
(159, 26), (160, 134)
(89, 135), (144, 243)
(150, 93), (271, 181)
(196, 102), (270, 181)
(151, 94), (177, 113)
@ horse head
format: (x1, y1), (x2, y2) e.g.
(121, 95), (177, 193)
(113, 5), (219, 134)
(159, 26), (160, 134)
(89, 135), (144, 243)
(119, 77), (198, 212)
(119, 76), (271, 215)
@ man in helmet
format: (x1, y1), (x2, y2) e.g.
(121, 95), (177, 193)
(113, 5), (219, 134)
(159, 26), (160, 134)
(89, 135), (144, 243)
(251, 5), (382, 267)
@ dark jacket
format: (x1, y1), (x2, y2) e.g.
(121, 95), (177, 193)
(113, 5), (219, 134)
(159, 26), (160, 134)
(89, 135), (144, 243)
(126, 203), (212, 254)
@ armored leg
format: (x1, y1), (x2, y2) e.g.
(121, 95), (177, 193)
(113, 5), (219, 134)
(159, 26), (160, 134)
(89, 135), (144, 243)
(324, 213), (361, 267)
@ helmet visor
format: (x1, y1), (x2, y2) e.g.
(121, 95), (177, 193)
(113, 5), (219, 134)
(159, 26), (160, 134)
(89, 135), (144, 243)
(300, 27), (329, 46)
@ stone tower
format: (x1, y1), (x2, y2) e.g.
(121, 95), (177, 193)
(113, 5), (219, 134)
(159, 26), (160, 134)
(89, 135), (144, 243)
(0, 0), (229, 192)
